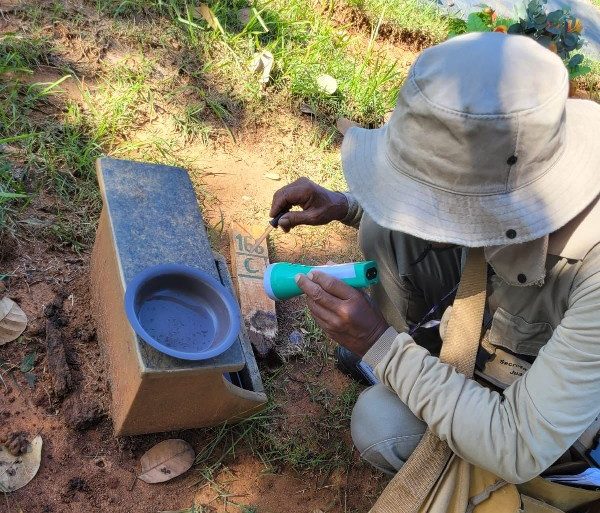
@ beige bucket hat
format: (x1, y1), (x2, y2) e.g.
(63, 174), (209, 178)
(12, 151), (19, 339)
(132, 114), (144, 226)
(341, 32), (600, 247)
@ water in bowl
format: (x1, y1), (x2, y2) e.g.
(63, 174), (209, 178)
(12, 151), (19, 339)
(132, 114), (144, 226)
(138, 292), (216, 352)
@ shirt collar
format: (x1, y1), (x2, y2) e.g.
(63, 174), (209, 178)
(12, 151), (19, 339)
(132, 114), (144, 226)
(484, 236), (549, 287)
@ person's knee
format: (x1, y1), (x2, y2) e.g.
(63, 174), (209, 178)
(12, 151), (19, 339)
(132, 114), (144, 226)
(351, 384), (426, 474)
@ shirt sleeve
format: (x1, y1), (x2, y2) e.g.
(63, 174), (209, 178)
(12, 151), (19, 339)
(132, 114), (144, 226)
(340, 192), (363, 228)
(363, 268), (600, 484)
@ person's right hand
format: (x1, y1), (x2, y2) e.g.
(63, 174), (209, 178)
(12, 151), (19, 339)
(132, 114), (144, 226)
(270, 178), (349, 232)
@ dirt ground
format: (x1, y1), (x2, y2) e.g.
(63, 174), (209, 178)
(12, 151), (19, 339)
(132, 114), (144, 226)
(0, 1), (421, 511)
(0, 127), (387, 513)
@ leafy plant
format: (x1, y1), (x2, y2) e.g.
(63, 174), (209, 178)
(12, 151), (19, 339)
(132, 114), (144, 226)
(450, 0), (590, 80)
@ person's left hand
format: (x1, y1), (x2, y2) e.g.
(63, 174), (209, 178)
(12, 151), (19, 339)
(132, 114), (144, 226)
(295, 271), (389, 357)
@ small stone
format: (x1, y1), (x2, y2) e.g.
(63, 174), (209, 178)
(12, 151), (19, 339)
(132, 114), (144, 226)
(238, 7), (251, 25)
(264, 172), (281, 181)
(316, 74), (338, 94)
(288, 330), (304, 347)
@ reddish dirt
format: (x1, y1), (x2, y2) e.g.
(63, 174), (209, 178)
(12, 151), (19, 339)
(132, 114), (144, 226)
(1, 226), (383, 513)
(0, 132), (384, 513)
(326, 2), (437, 53)
(1, 2), (388, 511)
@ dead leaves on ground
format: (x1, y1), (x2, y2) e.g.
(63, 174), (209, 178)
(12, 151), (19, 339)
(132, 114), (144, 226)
(249, 51), (274, 86)
(0, 297), (27, 345)
(138, 439), (195, 484)
(0, 435), (42, 493)
(194, 4), (224, 34)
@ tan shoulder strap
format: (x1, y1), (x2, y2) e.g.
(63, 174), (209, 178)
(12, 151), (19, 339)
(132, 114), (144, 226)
(370, 247), (488, 513)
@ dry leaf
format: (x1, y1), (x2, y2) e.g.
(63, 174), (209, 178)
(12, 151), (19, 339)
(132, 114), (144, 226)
(0, 435), (42, 492)
(299, 103), (316, 116)
(316, 74), (338, 94)
(249, 51), (274, 84)
(138, 439), (195, 484)
(336, 117), (361, 136)
(0, 297), (27, 345)
(195, 4), (224, 34)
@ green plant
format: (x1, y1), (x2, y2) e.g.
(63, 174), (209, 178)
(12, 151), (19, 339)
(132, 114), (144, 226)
(508, 0), (589, 78)
(451, 1), (590, 80)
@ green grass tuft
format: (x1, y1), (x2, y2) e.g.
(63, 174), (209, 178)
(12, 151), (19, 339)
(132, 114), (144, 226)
(346, 0), (452, 42)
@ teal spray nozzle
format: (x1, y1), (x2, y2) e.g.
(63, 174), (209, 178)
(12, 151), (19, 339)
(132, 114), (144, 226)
(263, 261), (379, 301)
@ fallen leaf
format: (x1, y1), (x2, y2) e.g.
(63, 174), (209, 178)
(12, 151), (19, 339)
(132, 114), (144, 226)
(0, 297), (27, 345)
(249, 51), (274, 84)
(20, 351), (36, 373)
(0, 435), (42, 492)
(0, 145), (22, 155)
(264, 172), (281, 181)
(138, 439), (195, 484)
(316, 74), (338, 94)
(336, 117), (361, 136)
(299, 103), (316, 116)
(195, 4), (224, 34)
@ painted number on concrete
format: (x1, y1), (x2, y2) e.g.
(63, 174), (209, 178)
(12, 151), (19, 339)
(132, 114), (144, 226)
(233, 233), (268, 280)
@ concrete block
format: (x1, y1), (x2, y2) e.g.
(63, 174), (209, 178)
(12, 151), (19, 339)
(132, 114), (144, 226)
(90, 158), (266, 436)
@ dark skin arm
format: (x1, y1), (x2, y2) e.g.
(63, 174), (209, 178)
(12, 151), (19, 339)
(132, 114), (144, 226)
(295, 271), (389, 356)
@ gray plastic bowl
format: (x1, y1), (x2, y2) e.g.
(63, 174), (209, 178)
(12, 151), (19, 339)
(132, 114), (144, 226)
(124, 264), (241, 360)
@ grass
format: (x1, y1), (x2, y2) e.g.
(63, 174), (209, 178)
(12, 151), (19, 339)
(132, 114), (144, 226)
(98, 0), (406, 124)
(0, 33), (190, 249)
(193, 368), (361, 485)
(347, 0), (452, 42)
(0, 0), (409, 248)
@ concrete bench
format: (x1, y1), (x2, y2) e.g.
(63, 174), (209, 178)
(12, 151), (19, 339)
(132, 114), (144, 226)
(90, 157), (266, 436)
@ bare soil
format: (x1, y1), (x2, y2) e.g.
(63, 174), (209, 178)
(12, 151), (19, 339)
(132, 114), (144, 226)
(0, 131), (386, 513)
(0, 2), (413, 511)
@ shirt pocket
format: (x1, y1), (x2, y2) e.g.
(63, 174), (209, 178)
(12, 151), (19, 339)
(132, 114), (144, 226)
(488, 307), (554, 357)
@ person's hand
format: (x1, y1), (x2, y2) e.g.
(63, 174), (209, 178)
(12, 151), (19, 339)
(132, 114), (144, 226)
(270, 178), (348, 232)
(296, 271), (389, 357)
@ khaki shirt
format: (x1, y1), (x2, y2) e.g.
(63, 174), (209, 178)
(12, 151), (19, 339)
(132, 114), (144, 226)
(343, 193), (600, 483)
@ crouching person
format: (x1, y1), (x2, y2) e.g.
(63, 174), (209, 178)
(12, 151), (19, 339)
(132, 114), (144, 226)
(270, 33), (600, 512)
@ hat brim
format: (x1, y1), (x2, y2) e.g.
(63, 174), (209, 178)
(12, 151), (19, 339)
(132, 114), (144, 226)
(341, 99), (600, 247)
